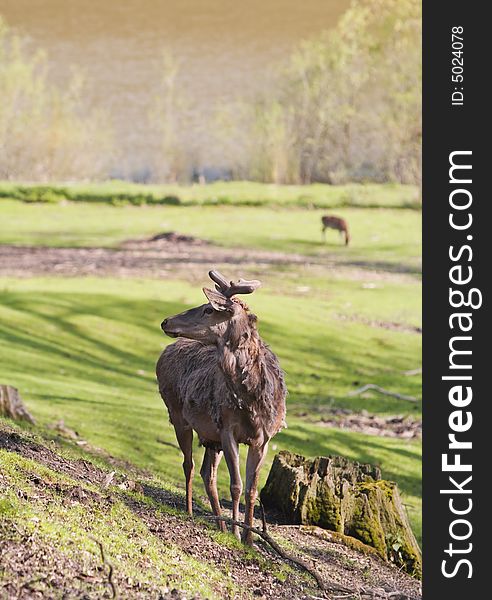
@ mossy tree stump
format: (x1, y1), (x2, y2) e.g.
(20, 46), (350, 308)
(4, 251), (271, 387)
(261, 451), (421, 577)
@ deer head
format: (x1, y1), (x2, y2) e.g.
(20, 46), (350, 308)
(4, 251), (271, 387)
(161, 270), (261, 344)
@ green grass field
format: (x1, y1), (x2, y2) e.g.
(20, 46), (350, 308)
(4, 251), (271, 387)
(0, 184), (422, 545)
(0, 199), (421, 273)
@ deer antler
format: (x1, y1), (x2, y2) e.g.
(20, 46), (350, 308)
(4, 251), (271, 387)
(209, 270), (261, 298)
(209, 270), (230, 292)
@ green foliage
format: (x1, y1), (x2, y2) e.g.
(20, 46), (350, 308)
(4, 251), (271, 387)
(149, 51), (195, 183)
(0, 180), (420, 209)
(0, 185), (69, 203)
(240, 0), (421, 186)
(0, 18), (113, 181)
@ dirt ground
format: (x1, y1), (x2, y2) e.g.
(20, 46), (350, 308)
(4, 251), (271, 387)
(0, 241), (313, 279)
(0, 236), (417, 284)
(0, 424), (422, 600)
(295, 409), (422, 440)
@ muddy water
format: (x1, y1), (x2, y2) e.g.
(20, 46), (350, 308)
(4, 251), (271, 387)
(0, 0), (348, 175)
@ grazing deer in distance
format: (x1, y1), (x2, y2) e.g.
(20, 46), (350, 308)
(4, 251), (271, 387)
(156, 270), (287, 545)
(321, 215), (350, 245)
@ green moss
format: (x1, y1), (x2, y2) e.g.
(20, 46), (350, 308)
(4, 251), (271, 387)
(0, 446), (241, 598)
(305, 485), (342, 532)
(350, 504), (387, 556)
(317, 529), (379, 557)
(348, 480), (421, 577)
(0, 494), (21, 518)
(357, 479), (395, 499)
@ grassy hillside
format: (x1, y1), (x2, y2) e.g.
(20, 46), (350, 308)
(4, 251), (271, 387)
(0, 419), (297, 598)
(0, 275), (421, 542)
(0, 418), (422, 598)
(0, 183), (421, 596)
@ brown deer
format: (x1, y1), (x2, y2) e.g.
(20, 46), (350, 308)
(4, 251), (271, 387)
(321, 215), (350, 245)
(156, 270), (287, 544)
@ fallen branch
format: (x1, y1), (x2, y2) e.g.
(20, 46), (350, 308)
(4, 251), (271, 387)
(91, 537), (117, 599)
(402, 368), (422, 376)
(207, 515), (353, 594)
(348, 384), (418, 403)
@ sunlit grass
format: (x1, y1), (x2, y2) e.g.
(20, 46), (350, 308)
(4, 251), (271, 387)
(0, 275), (421, 542)
(0, 445), (240, 598)
(0, 199), (421, 271)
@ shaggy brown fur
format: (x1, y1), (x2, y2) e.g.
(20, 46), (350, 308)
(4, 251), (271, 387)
(321, 215), (350, 245)
(157, 311), (286, 441)
(156, 273), (287, 544)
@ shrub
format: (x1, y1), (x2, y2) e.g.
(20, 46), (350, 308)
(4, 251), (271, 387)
(0, 18), (114, 181)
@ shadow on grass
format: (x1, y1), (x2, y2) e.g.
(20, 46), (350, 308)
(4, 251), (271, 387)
(341, 259), (421, 276)
(0, 289), (186, 389)
(0, 283), (421, 544)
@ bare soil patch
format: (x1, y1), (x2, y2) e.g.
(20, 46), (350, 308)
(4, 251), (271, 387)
(335, 314), (422, 334)
(0, 243), (312, 280)
(296, 409), (421, 439)
(0, 238), (419, 283)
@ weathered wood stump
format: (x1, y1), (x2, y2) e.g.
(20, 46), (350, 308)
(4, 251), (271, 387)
(0, 385), (35, 424)
(260, 451), (421, 577)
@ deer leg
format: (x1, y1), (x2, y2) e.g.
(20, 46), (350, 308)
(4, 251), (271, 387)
(321, 226), (326, 242)
(200, 447), (226, 532)
(242, 442), (269, 545)
(173, 423), (194, 515)
(221, 432), (242, 540)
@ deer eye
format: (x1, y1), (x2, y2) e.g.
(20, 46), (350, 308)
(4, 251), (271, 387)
(204, 306), (214, 315)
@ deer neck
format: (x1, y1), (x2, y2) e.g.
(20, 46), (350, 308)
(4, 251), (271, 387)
(217, 314), (262, 398)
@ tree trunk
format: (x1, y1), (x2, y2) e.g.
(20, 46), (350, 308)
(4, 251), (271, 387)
(0, 385), (35, 424)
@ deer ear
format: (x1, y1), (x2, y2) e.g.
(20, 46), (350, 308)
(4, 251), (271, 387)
(202, 288), (235, 312)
